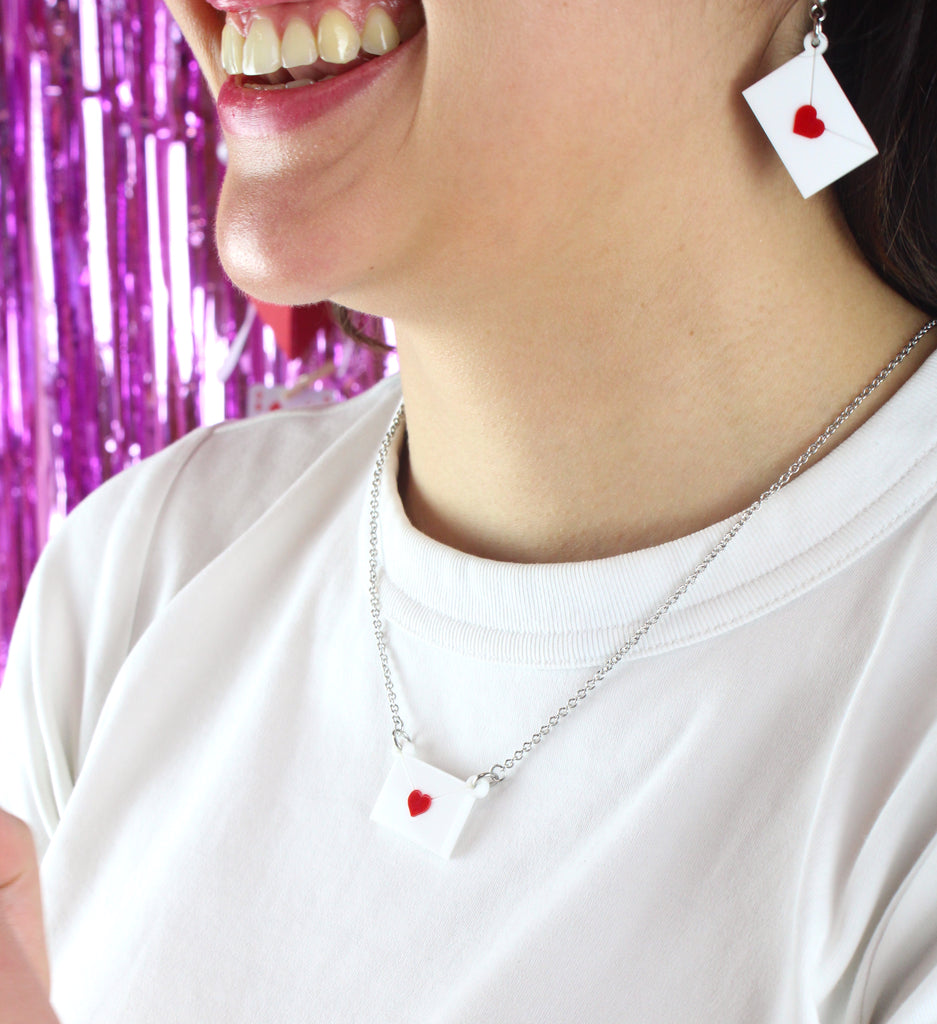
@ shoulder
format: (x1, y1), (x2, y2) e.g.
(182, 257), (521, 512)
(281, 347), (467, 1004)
(118, 373), (400, 520)
(176, 373), (401, 491)
(12, 373), (402, 710)
(128, 375), (401, 613)
(48, 374), (401, 588)
(0, 378), (401, 847)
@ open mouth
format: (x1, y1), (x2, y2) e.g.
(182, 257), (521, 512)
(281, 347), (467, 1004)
(220, 1), (426, 89)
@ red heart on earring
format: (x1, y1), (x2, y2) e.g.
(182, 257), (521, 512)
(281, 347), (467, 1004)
(793, 104), (826, 139)
(408, 790), (432, 817)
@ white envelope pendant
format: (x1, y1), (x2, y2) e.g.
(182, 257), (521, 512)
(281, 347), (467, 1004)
(371, 747), (489, 859)
(743, 36), (878, 199)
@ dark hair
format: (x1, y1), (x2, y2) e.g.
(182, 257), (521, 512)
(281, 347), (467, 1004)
(329, 303), (394, 351)
(828, 0), (937, 315)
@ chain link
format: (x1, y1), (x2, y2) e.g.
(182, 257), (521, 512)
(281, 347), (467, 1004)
(809, 0), (828, 45)
(369, 320), (937, 788)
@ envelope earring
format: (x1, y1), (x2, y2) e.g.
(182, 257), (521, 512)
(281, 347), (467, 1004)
(742, 0), (878, 199)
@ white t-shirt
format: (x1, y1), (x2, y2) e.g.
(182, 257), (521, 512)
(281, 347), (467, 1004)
(2, 364), (937, 1023)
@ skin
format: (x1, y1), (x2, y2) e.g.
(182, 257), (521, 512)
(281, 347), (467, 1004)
(0, 810), (57, 1023)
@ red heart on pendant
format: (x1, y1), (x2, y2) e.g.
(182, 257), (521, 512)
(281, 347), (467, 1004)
(408, 790), (433, 817)
(793, 104), (825, 139)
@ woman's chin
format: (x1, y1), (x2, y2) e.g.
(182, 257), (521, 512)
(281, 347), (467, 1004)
(216, 251), (329, 308)
(214, 165), (384, 308)
(215, 200), (329, 306)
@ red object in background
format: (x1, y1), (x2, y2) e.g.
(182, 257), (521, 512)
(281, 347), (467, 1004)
(250, 300), (335, 360)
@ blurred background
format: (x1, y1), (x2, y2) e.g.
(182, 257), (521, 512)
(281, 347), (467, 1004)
(0, 0), (395, 681)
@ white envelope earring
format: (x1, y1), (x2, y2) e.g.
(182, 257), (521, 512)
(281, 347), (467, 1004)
(742, 1), (878, 199)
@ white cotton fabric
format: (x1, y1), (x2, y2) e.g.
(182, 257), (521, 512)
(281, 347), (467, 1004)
(2, 362), (937, 1023)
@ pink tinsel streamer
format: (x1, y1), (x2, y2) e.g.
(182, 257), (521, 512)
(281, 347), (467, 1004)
(0, 0), (391, 680)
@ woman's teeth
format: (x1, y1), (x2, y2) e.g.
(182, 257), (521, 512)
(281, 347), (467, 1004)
(221, 6), (402, 81)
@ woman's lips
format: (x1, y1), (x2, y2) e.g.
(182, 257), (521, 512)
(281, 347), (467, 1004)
(216, 23), (425, 138)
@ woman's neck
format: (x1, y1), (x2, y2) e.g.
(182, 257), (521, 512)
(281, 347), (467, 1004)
(392, 186), (932, 564)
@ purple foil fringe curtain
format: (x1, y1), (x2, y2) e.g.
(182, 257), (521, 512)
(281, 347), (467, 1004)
(0, 0), (391, 681)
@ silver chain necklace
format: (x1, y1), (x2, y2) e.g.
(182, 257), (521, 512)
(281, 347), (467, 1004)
(368, 320), (937, 858)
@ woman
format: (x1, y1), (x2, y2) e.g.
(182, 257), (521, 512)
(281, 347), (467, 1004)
(2, 0), (936, 1019)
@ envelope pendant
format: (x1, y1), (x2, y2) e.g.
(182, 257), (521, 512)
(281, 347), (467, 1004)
(371, 748), (483, 859)
(742, 44), (878, 199)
